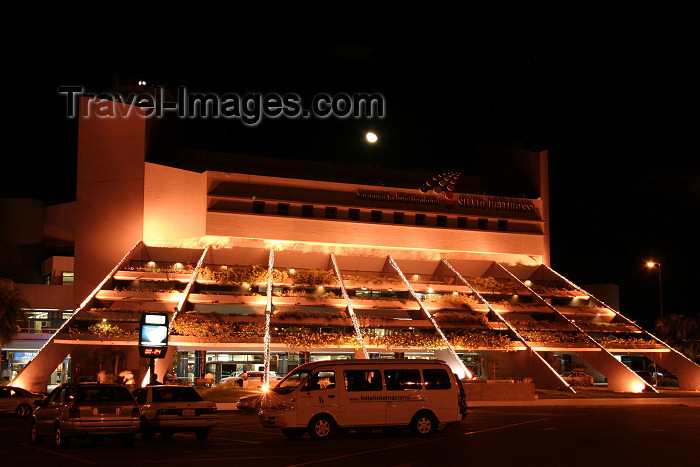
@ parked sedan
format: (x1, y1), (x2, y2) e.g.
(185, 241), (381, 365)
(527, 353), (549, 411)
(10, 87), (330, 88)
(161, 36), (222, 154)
(0, 386), (43, 417)
(132, 385), (218, 441)
(222, 371), (280, 388)
(563, 370), (594, 387)
(31, 383), (140, 448)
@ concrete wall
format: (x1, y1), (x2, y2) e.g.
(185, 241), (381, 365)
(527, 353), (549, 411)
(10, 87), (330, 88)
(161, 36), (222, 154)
(143, 163), (207, 242)
(463, 380), (536, 401)
(74, 97), (148, 303)
(205, 212), (548, 260)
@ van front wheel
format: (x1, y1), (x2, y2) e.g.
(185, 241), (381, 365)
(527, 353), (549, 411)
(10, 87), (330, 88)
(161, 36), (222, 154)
(411, 412), (437, 437)
(309, 414), (335, 440)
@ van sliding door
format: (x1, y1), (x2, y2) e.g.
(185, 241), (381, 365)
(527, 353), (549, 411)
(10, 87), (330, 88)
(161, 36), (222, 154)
(384, 368), (423, 425)
(338, 369), (385, 427)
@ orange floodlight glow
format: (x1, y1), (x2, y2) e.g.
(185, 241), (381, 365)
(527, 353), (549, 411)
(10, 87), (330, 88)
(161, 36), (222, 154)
(632, 381), (646, 393)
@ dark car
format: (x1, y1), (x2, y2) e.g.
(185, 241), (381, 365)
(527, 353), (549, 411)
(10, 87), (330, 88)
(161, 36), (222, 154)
(0, 386), (43, 417)
(31, 382), (140, 448)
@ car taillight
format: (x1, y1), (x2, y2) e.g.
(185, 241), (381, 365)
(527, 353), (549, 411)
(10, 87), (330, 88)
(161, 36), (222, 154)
(68, 404), (80, 419)
(132, 406), (139, 418)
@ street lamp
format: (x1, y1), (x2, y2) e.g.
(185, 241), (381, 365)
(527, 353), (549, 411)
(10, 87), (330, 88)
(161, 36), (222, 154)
(646, 261), (663, 319)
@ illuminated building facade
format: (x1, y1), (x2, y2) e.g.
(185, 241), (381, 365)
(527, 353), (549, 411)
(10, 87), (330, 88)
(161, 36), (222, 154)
(6, 97), (700, 394)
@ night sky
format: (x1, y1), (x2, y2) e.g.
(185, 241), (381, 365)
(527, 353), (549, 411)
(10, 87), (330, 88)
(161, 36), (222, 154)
(3, 6), (698, 330)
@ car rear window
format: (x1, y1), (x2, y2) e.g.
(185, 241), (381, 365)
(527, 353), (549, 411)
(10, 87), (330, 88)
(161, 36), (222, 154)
(153, 387), (203, 402)
(77, 386), (134, 403)
(423, 369), (452, 390)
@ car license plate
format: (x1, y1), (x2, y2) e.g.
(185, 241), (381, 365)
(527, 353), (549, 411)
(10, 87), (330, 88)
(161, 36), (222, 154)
(183, 409), (195, 416)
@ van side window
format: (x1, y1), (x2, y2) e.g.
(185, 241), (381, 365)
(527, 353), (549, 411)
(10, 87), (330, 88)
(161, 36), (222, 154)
(343, 370), (382, 391)
(384, 369), (422, 391)
(303, 370), (336, 391)
(423, 369), (452, 390)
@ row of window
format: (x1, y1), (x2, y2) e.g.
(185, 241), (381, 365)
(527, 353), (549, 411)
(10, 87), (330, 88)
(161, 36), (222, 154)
(253, 201), (509, 231)
(305, 368), (452, 392)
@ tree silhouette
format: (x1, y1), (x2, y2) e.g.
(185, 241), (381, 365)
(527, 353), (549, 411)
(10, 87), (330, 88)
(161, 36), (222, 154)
(0, 279), (29, 351)
(655, 314), (700, 360)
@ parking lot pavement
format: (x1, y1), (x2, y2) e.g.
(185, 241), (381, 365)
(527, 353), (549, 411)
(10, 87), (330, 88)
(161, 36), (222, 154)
(3, 405), (700, 466)
(467, 396), (700, 408)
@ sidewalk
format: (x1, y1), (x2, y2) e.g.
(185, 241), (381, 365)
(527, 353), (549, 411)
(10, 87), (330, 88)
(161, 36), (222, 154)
(468, 397), (700, 407)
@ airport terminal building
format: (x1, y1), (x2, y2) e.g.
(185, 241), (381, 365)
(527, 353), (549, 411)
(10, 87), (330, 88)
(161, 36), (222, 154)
(3, 97), (700, 394)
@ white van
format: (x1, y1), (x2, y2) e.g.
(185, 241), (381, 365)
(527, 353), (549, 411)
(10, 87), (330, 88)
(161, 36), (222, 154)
(259, 359), (467, 439)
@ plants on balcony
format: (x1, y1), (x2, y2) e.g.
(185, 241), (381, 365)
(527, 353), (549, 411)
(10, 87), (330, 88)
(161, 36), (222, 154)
(597, 335), (662, 348)
(432, 311), (488, 326)
(199, 265), (289, 285)
(273, 309), (348, 320)
(279, 327), (358, 350)
(171, 314), (265, 341)
(423, 293), (480, 308)
(519, 330), (589, 344)
(68, 322), (136, 340)
(290, 268), (337, 286)
(342, 273), (403, 286)
(170, 312), (518, 351)
(275, 289), (340, 300)
(466, 276), (519, 294)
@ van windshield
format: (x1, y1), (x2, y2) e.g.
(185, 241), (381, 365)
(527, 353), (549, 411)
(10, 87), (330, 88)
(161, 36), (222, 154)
(270, 369), (310, 395)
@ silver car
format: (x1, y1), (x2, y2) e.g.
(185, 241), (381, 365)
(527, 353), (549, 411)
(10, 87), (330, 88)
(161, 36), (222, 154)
(31, 383), (140, 448)
(0, 386), (43, 417)
(132, 385), (218, 441)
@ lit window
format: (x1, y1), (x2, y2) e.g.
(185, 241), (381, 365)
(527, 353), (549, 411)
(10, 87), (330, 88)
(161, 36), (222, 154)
(62, 272), (74, 286)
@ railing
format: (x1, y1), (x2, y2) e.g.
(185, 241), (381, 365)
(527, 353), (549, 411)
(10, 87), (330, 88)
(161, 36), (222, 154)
(17, 327), (61, 335)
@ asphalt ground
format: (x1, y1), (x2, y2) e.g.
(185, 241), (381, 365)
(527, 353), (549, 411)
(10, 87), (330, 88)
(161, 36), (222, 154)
(2, 403), (699, 466)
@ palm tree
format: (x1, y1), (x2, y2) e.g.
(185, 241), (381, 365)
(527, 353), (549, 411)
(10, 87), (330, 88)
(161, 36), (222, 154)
(0, 278), (30, 350)
(655, 314), (700, 360)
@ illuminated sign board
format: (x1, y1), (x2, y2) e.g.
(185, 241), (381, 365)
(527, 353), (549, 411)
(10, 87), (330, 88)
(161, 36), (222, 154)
(139, 313), (169, 358)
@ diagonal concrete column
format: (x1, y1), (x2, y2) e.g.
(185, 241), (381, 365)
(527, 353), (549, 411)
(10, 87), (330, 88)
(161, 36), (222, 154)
(388, 256), (471, 379)
(12, 242), (141, 393)
(330, 253), (369, 359)
(646, 352), (700, 391)
(500, 262), (656, 393)
(442, 259), (573, 391)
